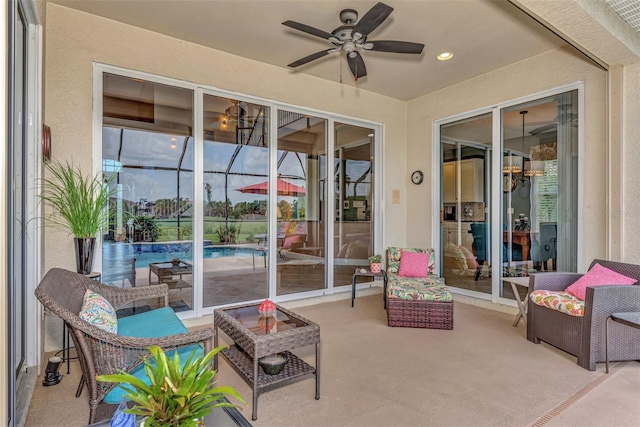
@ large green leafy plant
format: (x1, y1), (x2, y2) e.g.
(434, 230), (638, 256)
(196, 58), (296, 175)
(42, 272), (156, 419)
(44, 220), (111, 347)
(40, 159), (115, 238)
(97, 345), (246, 427)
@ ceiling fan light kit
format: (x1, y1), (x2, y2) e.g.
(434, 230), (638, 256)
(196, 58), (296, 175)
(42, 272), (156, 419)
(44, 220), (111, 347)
(283, 2), (425, 81)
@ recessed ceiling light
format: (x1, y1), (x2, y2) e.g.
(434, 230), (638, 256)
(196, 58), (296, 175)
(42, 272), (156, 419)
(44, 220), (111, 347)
(437, 52), (454, 61)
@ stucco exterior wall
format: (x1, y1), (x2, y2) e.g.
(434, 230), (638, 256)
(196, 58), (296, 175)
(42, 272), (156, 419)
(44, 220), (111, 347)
(623, 62), (640, 262)
(406, 46), (607, 268)
(43, 4), (407, 275)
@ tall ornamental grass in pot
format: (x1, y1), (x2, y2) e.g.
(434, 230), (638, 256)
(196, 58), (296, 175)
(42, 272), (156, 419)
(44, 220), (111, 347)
(40, 159), (115, 274)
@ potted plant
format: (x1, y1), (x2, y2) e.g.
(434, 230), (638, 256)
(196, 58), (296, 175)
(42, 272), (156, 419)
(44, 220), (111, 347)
(97, 345), (246, 427)
(39, 159), (115, 274)
(368, 254), (383, 273)
(129, 215), (160, 242)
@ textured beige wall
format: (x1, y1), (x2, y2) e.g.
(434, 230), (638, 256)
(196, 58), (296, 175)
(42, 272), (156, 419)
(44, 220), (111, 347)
(622, 62), (640, 262)
(406, 46), (607, 267)
(44, 4), (407, 274)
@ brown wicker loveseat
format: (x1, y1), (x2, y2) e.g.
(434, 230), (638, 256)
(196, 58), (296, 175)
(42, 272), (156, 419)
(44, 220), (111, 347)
(35, 268), (215, 424)
(527, 259), (640, 370)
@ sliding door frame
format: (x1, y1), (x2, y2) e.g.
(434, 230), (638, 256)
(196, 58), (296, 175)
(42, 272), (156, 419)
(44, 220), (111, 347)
(433, 82), (585, 307)
(93, 64), (383, 317)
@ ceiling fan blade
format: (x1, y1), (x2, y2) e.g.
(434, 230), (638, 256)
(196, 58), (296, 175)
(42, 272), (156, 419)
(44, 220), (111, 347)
(288, 49), (334, 68)
(282, 20), (333, 40)
(353, 2), (393, 40)
(365, 40), (424, 54)
(529, 123), (556, 135)
(347, 52), (367, 79)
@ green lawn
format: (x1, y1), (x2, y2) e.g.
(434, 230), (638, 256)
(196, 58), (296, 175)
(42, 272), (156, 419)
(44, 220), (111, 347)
(155, 218), (268, 243)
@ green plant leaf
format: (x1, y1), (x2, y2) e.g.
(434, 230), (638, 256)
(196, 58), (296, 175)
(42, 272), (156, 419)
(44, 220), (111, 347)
(97, 344), (244, 424)
(39, 159), (116, 237)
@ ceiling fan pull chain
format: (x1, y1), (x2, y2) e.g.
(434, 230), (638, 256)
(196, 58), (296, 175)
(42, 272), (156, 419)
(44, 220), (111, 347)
(340, 57), (343, 84)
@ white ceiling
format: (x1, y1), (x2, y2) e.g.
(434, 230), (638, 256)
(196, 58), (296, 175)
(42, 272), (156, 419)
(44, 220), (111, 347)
(48, 0), (569, 101)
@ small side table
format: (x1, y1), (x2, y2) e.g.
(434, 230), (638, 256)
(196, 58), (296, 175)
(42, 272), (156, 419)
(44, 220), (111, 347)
(503, 276), (530, 327)
(606, 312), (640, 373)
(84, 271), (101, 281)
(351, 268), (387, 308)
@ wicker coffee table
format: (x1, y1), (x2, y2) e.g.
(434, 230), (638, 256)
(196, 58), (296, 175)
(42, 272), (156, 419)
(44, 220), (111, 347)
(214, 303), (320, 421)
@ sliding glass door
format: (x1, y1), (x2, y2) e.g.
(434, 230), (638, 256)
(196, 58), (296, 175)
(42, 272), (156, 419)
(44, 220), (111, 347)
(102, 73), (195, 312)
(438, 87), (580, 304)
(99, 66), (381, 315)
(440, 114), (492, 295)
(334, 123), (376, 288)
(500, 91), (578, 300)
(276, 111), (327, 296)
(201, 94), (270, 307)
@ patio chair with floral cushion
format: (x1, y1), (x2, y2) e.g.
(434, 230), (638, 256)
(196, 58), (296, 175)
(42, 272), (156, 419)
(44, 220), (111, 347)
(527, 259), (640, 370)
(35, 268), (214, 424)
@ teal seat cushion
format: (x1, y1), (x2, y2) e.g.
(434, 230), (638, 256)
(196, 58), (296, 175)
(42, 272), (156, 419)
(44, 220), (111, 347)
(117, 307), (187, 337)
(103, 307), (204, 404)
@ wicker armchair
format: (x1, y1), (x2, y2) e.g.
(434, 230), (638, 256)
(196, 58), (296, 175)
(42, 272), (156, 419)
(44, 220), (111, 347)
(527, 259), (640, 370)
(35, 268), (215, 424)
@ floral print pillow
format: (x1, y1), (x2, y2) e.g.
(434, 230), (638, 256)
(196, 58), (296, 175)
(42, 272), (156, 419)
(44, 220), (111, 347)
(79, 289), (118, 333)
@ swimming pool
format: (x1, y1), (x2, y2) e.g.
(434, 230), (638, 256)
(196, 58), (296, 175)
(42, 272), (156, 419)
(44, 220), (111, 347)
(103, 242), (256, 267)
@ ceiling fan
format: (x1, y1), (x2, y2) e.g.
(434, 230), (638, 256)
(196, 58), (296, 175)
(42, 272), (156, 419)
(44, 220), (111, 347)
(529, 112), (578, 135)
(283, 2), (424, 80)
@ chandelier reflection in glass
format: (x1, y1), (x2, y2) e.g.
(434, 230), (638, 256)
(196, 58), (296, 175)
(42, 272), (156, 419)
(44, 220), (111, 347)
(522, 109), (546, 177)
(503, 153), (522, 174)
(524, 160), (545, 177)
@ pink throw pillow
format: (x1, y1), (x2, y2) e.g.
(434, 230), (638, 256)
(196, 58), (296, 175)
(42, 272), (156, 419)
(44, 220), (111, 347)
(281, 235), (303, 250)
(398, 250), (430, 278)
(565, 263), (637, 300)
(459, 245), (479, 269)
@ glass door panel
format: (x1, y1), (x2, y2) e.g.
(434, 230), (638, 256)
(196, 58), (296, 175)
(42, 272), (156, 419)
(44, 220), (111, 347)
(102, 74), (195, 313)
(276, 111), (326, 296)
(334, 123), (375, 288)
(202, 95), (270, 307)
(500, 92), (578, 300)
(10, 4), (27, 379)
(440, 113), (492, 294)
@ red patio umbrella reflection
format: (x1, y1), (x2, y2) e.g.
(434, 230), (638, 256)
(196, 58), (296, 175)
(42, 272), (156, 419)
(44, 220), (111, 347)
(235, 178), (306, 197)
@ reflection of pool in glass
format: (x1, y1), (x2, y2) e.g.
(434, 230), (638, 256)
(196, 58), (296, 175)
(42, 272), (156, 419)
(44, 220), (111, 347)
(103, 242), (254, 267)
